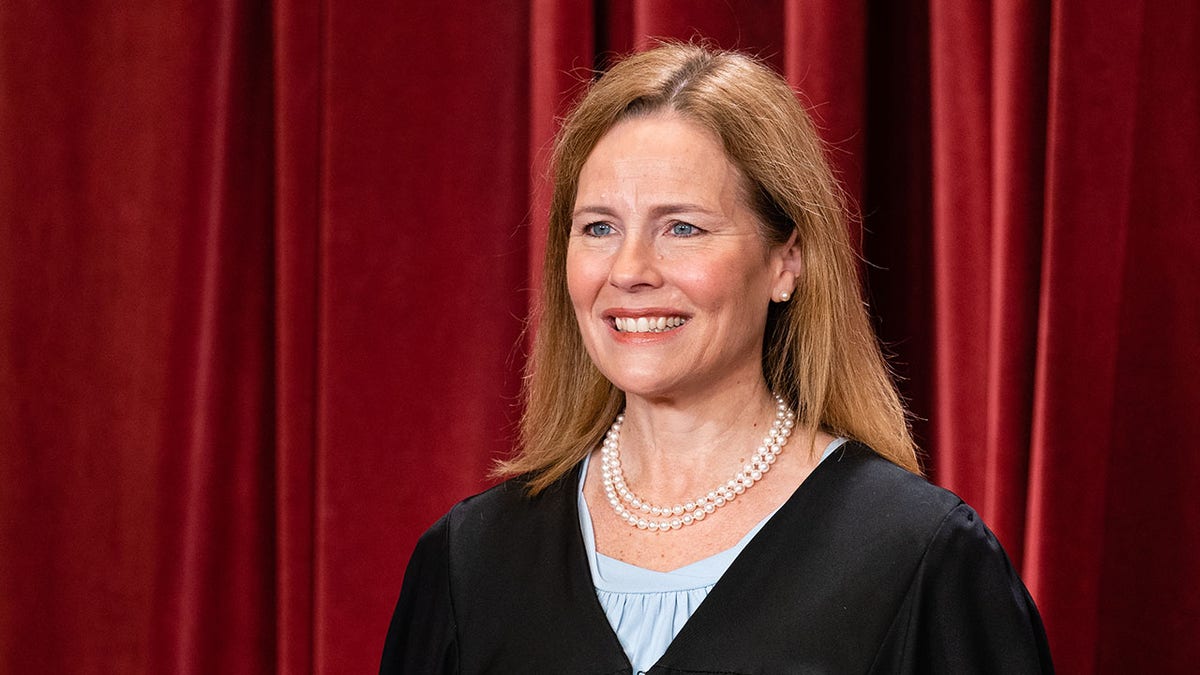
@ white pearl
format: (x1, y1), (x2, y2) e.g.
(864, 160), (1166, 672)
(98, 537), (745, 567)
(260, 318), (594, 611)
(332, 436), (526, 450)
(600, 396), (794, 533)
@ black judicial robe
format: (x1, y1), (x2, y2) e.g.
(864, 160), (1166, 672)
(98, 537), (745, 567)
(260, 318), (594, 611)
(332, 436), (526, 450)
(380, 442), (1052, 674)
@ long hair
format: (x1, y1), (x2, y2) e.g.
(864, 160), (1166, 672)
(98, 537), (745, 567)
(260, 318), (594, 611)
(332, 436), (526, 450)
(497, 43), (919, 493)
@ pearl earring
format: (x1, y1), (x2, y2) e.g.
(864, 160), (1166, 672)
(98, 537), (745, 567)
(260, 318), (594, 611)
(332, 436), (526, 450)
(779, 291), (790, 302)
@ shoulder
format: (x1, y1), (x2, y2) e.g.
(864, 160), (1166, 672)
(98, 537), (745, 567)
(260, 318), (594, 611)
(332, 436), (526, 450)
(408, 468), (582, 593)
(814, 445), (1053, 672)
(649, 443), (1049, 673)
(395, 466), (630, 672)
(437, 469), (577, 547)
(381, 468), (595, 673)
(827, 440), (955, 502)
(866, 497), (1053, 671)
(781, 442), (1028, 614)
(745, 441), (978, 589)
(814, 441), (966, 542)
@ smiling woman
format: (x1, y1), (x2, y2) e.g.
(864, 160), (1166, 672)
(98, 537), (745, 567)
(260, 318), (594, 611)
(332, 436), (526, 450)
(566, 114), (795, 405)
(380, 43), (1052, 674)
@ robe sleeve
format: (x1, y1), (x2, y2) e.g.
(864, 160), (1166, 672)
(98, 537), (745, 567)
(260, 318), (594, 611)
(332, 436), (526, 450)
(873, 503), (1054, 674)
(379, 513), (460, 674)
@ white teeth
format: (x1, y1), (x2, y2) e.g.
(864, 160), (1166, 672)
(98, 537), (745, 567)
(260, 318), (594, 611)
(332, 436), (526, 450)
(613, 316), (687, 333)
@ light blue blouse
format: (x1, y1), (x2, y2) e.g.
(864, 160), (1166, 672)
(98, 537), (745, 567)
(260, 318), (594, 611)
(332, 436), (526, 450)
(577, 437), (848, 674)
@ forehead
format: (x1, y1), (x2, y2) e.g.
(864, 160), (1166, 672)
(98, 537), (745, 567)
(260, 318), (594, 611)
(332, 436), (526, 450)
(575, 114), (746, 206)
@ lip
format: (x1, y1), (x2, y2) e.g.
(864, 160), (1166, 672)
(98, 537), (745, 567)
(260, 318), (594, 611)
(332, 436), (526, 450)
(601, 307), (691, 341)
(602, 307), (691, 320)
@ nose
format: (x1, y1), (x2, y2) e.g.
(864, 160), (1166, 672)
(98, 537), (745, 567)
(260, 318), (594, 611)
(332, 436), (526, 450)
(608, 233), (662, 291)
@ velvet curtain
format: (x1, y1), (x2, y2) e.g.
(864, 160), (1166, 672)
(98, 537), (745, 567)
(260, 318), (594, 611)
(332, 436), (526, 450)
(1, 1), (1196, 673)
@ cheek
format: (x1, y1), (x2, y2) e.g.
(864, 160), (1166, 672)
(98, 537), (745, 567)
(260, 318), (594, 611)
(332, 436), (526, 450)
(673, 270), (723, 307)
(565, 249), (599, 309)
(676, 257), (770, 309)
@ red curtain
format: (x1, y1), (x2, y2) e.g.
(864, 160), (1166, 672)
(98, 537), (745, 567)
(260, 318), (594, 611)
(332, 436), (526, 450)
(1, 1), (1196, 673)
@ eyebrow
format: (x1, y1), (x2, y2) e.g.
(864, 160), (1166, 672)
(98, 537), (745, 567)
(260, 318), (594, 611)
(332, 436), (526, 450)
(572, 203), (716, 219)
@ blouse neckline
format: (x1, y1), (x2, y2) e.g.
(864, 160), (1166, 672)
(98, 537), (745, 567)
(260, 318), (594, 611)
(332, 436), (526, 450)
(577, 437), (848, 585)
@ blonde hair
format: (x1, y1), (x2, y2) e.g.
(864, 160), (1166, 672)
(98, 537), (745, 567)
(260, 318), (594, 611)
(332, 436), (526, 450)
(498, 43), (919, 492)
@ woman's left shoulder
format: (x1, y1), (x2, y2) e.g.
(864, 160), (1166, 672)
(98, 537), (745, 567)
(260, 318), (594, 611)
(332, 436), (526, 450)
(870, 498), (1054, 672)
(816, 441), (970, 541)
(820, 444), (1053, 672)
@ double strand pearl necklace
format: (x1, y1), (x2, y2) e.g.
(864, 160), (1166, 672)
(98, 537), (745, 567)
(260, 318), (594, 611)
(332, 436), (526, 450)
(599, 395), (796, 532)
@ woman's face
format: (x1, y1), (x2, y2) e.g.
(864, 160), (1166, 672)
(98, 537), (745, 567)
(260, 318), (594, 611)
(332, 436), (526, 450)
(567, 114), (798, 401)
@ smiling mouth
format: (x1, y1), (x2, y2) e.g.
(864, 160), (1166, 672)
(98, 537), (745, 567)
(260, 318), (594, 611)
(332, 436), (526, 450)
(612, 316), (689, 333)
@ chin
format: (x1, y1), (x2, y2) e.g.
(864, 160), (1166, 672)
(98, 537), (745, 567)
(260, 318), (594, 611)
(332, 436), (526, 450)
(602, 370), (687, 401)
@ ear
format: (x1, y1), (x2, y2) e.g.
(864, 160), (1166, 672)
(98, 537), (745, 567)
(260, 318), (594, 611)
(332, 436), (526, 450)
(771, 230), (802, 302)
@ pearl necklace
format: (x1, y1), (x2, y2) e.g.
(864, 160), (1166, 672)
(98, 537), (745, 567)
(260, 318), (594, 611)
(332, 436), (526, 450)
(599, 395), (796, 532)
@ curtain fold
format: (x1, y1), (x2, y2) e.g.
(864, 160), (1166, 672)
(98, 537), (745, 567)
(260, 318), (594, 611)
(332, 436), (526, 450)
(271, 0), (322, 672)
(982, 0), (1049, 571)
(925, 0), (1053, 572)
(1, 2), (1196, 673)
(152, 1), (278, 672)
(1024, 0), (1149, 667)
(928, 0), (997, 517)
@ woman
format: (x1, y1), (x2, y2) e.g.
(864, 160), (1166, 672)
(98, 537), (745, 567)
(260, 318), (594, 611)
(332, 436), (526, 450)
(381, 43), (1052, 674)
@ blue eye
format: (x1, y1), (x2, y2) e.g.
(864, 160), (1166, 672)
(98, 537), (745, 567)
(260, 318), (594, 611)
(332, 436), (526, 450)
(584, 223), (614, 237)
(670, 222), (699, 236)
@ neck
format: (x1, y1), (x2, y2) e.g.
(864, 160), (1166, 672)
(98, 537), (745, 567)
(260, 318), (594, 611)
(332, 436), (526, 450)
(615, 380), (779, 501)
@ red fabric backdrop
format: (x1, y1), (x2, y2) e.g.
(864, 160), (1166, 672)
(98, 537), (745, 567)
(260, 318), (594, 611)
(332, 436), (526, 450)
(1, 1), (1197, 673)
